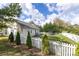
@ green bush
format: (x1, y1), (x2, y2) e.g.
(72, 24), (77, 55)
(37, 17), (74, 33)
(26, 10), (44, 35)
(42, 34), (49, 55)
(15, 31), (21, 45)
(8, 32), (14, 43)
(75, 43), (79, 56)
(26, 31), (32, 49)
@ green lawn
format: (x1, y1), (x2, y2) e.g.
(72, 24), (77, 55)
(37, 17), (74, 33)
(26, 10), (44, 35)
(0, 36), (8, 40)
(0, 36), (41, 56)
(48, 34), (77, 45)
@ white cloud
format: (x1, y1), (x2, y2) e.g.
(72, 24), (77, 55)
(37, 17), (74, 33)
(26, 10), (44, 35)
(70, 16), (79, 25)
(47, 14), (58, 23)
(59, 3), (79, 25)
(40, 14), (58, 26)
(20, 3), (79, 26)
(23, 18), (31, 22)
(45, 3), (65, 13)
(31, 9), (45, 25)
(24, 3), (33, 10)
(46, 4), (54, 12)
(20, 3), (70, 26)
(20, 3), (33, 16)
(20, 3), (46, 26)
(0, 3), (9, 9)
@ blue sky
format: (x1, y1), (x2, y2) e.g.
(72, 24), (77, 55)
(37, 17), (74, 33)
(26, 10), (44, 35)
(32, 3), (63, 18)
(32, 3), (52, 18)
(19, 3), (64, 25)
(0, 3), (79, 26)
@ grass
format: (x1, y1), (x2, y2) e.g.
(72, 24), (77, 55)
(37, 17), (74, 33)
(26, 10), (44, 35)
(0, 36), (42, 56)
(48, 34), (77, 45)
(0, 36), (8, 40)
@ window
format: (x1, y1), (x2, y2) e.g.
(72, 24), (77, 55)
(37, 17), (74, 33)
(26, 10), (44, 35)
(11, 29), (14, 33)
(21, 27), (23, 32)
(35, 30), (36, 34)
(31, 30), (32, 33)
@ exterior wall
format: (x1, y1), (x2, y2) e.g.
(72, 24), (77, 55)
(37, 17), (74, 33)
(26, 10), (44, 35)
(5, 21), (40, 44)
(7, 27), (12, 35)
(30, 29), (36, 36)
(7, 27), (17, 36)
(20, 27), (38, 44)
(29, 29), (40, 36)
(20, 27), (28, 44)
(35, 29), (40, 35)
(7, 22), (17, 36)
(6, 22), (17, 40)
(19, 26), (40, 44)
(17, 23), (22, 32)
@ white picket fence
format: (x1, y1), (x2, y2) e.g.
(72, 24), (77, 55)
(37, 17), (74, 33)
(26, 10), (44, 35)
(32, 38), (76, 56)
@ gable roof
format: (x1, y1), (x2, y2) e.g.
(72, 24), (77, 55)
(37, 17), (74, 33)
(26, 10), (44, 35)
(15, 19), (40, 30)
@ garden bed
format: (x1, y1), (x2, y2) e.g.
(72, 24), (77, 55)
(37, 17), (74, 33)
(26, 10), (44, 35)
(0, 36), (42, 56)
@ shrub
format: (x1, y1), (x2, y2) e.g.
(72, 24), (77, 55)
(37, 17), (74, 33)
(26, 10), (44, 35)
(75, 43), (79, 56)
(8, 32), (14, 43)
(26, 31), (32, 49)
(42, 34), (49, 55)
(15, 31), (21, 45)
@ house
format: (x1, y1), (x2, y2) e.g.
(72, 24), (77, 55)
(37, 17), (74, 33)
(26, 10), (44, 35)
(1, 19), (40, 44)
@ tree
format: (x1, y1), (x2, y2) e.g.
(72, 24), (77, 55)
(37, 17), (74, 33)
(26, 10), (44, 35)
(43, 23), (53, 32)
(0, 3), (22, 29)
(8, 32), (14, 43)
(16, 31), (21, 45)
(52, 24), (61, 33)
(26, 31), (32, 49)
(39, 26), (43, 32)
(42, 34), (49, 55)
(53, 18), (66, 27)
(67, 24), (79, 35)
(42, 18), (71, 34)
(42, 22), (62, 34)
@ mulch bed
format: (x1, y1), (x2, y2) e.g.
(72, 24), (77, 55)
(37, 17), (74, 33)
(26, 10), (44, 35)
(0, 42), (54, 56)
(5, 43), (42, 56)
